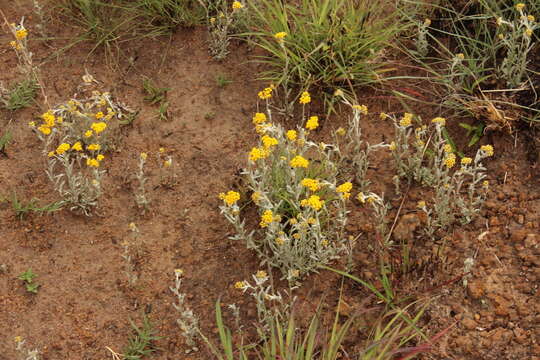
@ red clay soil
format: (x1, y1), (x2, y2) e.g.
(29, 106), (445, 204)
(0, 2), (539, 359)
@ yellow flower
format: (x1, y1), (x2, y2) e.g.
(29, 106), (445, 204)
(258, 87), (273, 100)
(515, 3), (525, 11)
(9, 40), (21, 50)
(292, 233), (301, 240)
(336, 182), (353, 194)
(334, 89), (344, 97)
(290, 155), (309, 168)
(275, 237), (285, 246)
(72, 142), (83, 151)
(524, 28), (533, 37)
(91, 122), (107, 134)
(399, 113), (413, 127)
(456, 53), (465, 60)
(424, 18), (431, 27)
(461, 157), (472, 165)
(41, 111), (55, 127)
(164, 158), (172, 167)
(260, 209), (275, 227)
(84, 130), (93, 138)
(97, 154), (105, 161)
(417, 200), (426, 209)
(299, 91), (311, 104)
(527, 15), (535, 22)
(286, 130), (297, 141)
(219, 190), (241, 206)
(15, 28), (28, 40)
(389, 141), (396, 151)
(234, 281), (247, 289)
(443, 144), (453, 153)
(498, 33), (505, 40)
(432, 117), (446, 126)
(174, 268), (183, 275)
(252, 112), (267, 124)
(289, 218), (298, 225)
(301, 178), (320, 192)
(86, 158), (100, 167)
(255, 270), (267, 279)
(38, 125), (51, 135)
(232, 1), (243, 9)
(249, 146), (268, 162)
(335, 127), (346, 136)
(480, 144), (494, 157)
(140, 152), (148, 160)
(56, 143), (71, 155)
(321, 239), (329, 247)
(159, 147), (165, 153)
(251, 191), (261, 204)
(14, 336), (23, 343)
(95, 112), (104, 119)
(262, 135), (278, 149)
(305, 116), (319, 130)
(380, 112), (388, 120)
(87, 143), (101, 151)
(482, 180), (489, 189)
(274, 32), (287, 40)
(301, 195), (324, 211)
(48, 151), (55, 157)
(353, 104), (368, 115)
(444, 153), (456, 168)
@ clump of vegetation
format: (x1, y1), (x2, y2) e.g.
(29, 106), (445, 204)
(398, 0), (540, 127)
(244, 0), (402, 109)
(122, 315), (161, 360)
(9, 193), (63, 220)
(29, 77), (133, 215)
(18, 269), (40, 294)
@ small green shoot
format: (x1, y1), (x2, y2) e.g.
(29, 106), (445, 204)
(157, 101), (169, 121)
(204, 111), (215, 120)
(0, 131), (12, 155)
(18, 269), (40, 294)
(11, 193), (64, 220)
(459, 122), (486, 147)
(216, 74), (232, 88)
(1, 79), (38, 110)
(123, 315), (161, 360)
(142, 78), (169, 105)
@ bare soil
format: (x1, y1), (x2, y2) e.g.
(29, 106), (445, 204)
(1, 2), (539, 359)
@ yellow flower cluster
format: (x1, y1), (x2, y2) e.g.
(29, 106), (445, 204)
(252, 112), (267, 124)
(249, 146), (269, 162)
(389, 141), (396, 151)
(234, 281), (247, 289)
(260, 209), (276, 227)
(516, 3), (525, 11)
(417, 200), (426, 209)
(232, 1), (243, 10)
(301, 178), (320, 191)
(290, 155), (309, 168)
(37, 111), (56, 135)
(353, 104), (368, 115)
(72, 142), (83, 151)
(251, 191), (261, 204)
(432, 117), (446, 126)
(286, 130), (297, 141)
(274, 32), (287, 40)
(301, 195), (324, 211)
(56, 143), (71, 155)
(219, 190), (241, 206)
(305, 116), (319, 130)
(461, 157), (472, 165)
(399, 113), (413, 127)
(443, 144), (453, 153)
(258, 86), (273, 100)
(255, 270), (267, 279)
(336, 182), (353, 199)
(86, 158), (100, 167)
(444, 153), (456, 168)
(299, 91), (311, 104)
(91, 122), (107, 134)
(87, 143), (101, 151)
(15, 28), (28, 40)
(262, 135), (278, 149)
(480, 144), (494, 157)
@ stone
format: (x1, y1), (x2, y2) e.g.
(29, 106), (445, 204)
(462, 318), (477, 330)
(467, 280), (484, 299)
